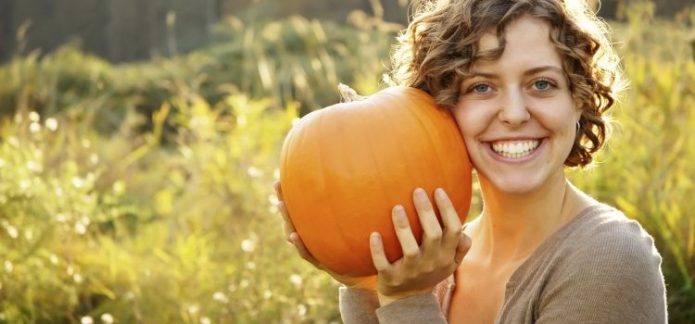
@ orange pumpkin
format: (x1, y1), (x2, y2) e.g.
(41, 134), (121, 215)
(280, 86), (472, 276)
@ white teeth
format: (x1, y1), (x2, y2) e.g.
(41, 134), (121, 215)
(491, 140), (540, 159)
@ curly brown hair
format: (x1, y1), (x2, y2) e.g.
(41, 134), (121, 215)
(389, 0), (625, 167)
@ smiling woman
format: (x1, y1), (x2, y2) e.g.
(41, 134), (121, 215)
(276, 0), (668, 323)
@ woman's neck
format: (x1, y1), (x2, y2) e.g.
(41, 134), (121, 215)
(470, 171), (590, 266)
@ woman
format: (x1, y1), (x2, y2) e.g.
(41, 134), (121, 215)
(276, 0), (667, 322)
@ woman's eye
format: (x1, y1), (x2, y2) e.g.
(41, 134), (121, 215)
(533, 80), (553, 90)
(472, 84), (491, 93)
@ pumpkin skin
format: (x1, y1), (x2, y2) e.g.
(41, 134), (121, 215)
(280, 86), (472, 276)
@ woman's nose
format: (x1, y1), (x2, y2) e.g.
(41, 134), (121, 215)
(498, 89), (530, 126)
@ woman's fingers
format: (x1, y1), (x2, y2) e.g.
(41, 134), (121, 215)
(369, 232), (391, 272)
(277, 201), (296, 239)
(392, 205), (420, 263)
(274, 181), (299, 242)
(274, 181), (283, 200)
(454, 231), (472, 264)
(412, 189), (443, 249)
(434, 188), (463, 249)
(289, 232), (322, 268)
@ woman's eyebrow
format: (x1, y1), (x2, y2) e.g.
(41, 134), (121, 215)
(466, 71), (499, 79)
(523, 65), (564, 76)
(467, 66), (564, 80)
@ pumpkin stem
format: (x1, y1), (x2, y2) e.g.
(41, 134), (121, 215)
(338, 83), (366, 102)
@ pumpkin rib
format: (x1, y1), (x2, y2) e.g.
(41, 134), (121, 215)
(318, 110), (357, 272)
(382, 91), (428, 248)
(330, 108), (366, 272)
(362, 104), (404, 265)
(409, 93), (451, 195)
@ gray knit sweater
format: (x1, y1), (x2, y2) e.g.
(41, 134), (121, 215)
(339, 204), (668, 323)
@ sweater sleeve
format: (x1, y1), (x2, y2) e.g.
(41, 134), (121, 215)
(339, 276), (454, 324)
(339, 287), (448, 324)
(375, 293), (448, 324)
(339, 286), (380, 323)
(536, 217), (668, 324)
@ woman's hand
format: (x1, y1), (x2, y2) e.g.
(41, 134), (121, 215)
(274, 181), (377, 290)
(370, 188), (471, 305)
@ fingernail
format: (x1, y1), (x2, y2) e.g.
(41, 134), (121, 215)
(435, 188), (445, 199)
(370, 232), (381, 245)
(415, 188), (426, 200)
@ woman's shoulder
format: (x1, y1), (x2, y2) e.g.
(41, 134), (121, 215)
(526, 204), (668, 323)
(563, 203), (661, 263)
(540, 203), (665, 292)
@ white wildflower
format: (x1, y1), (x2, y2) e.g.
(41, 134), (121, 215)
(29, 122), (41, 133)
(6, 225), (18, 239)
(212, 291), (228, 303)
(75, 221), (87, 235)
(4, 260), (13, 273)
(80, 316), (93, 324)
(73, 273), (83, 283)
(72, 177), (84, 189)
(297, 304), (307, 317)
(240, 239), (255, 253)
(200, 317), (211, 324)
(247, 166), (263, 178)
(289, 274), (303, 288)
(55, 213), (67, 223)
(45, 118), (58, 131)
(28, 111), (40, 122)
(100, 313), (114, 324)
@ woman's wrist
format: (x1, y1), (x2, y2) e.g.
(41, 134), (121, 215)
(339, 275), (378, 291)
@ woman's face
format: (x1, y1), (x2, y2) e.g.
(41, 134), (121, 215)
(453, 15), (580, 195)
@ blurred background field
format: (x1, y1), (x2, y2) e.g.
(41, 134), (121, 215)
(0, 0), (693, 323)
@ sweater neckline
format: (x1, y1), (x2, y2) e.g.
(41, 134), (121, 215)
(504, 203), (611, 289)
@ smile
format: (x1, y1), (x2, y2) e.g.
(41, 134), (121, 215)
(490, 139), (541, 159)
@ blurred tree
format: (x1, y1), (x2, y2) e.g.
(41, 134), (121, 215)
(0, 0), (222, 63)
(0, 0), (692, 63)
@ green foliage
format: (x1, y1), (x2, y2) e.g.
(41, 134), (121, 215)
(0, 4), (694, 323)
(0, 15), (396, 138)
